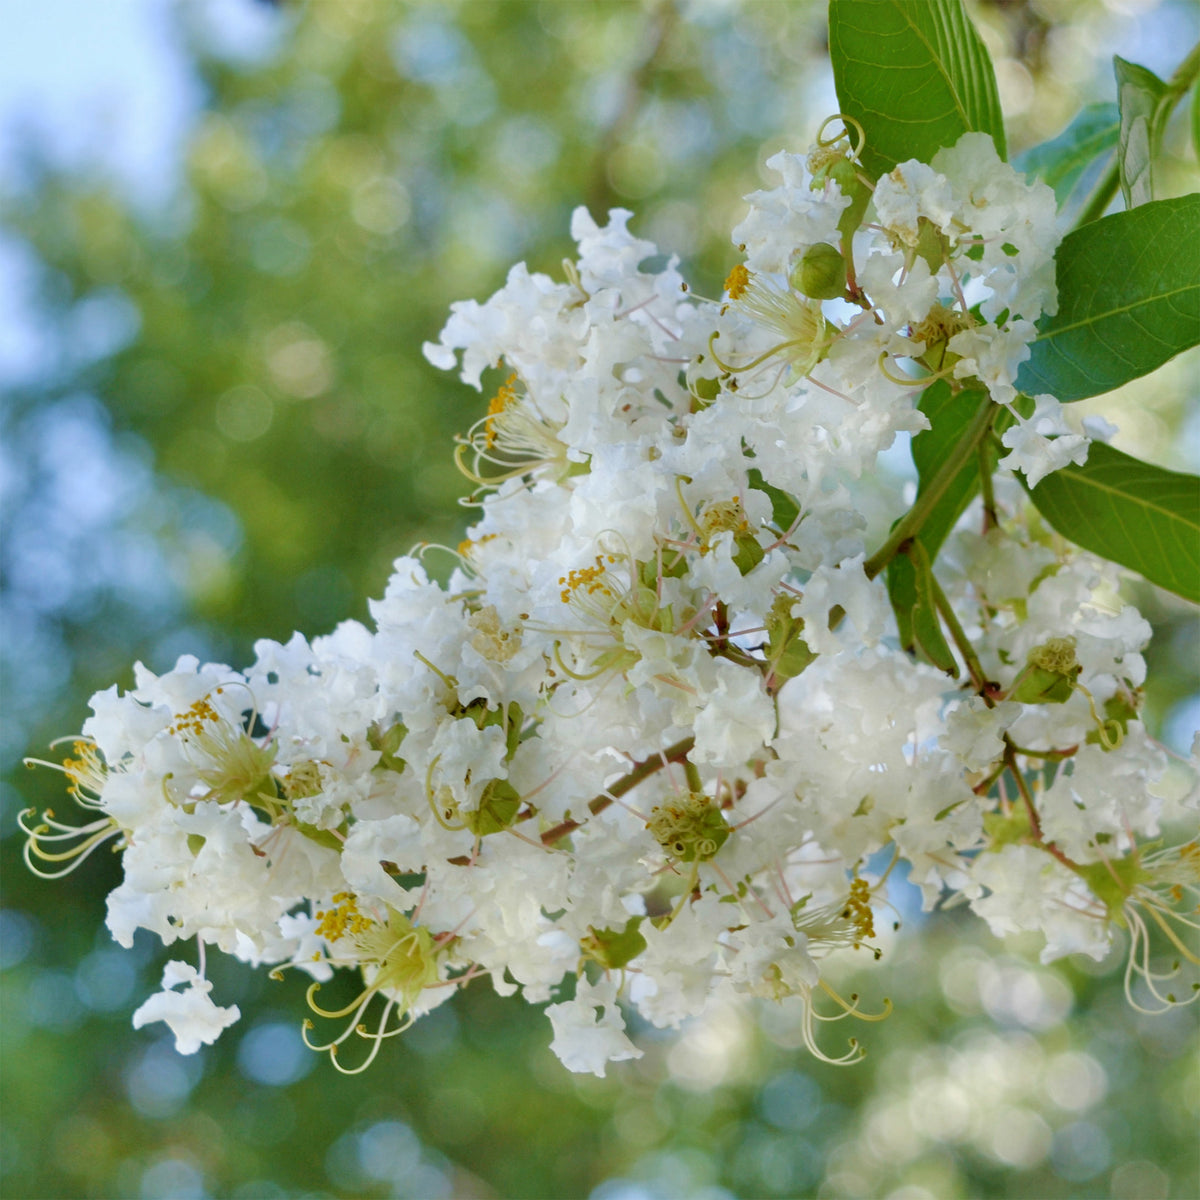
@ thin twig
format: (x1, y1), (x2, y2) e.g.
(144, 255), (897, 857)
(541, 735), (695, 846)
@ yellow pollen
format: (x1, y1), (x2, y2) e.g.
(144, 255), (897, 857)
(842, 878), (876, 944)
(558, 555), (617, 604)
(458, 533), (498, 559)
(700, 497), (750, 541)
(167, 698), (222, 738)
(484, 374), (519, 448)
(724, 264), (751, 301)
(315, 891), (373, 942)
(56, 741), (108, 802)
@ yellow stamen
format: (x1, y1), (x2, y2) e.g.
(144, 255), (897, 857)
(484, 373), (518, 449)
(724, 263), (750, 300)
(315, 892), (374, 943)
(558, 556), (616, 605)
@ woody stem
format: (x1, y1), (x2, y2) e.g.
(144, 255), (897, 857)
(541, 736), (696, 846)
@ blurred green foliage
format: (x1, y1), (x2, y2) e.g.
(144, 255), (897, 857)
(1, 2), (1196, 1198)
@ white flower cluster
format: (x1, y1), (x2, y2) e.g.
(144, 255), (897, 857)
(24, 129), (1198, 1074)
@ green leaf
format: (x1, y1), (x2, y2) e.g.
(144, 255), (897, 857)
(908, 381), (992, 552)
(765, 593), (816, 685)
(887, 383), (992, 658)
(1014, 103), (1119, 210)
(1028, 443), (1200, 602)
(828, 0), (1006, 180)
(747, 468), (800, 532)
(1016, 195), (1200, 401)
(465, 778), (522, 837)
(907, 540), (958, 673)
(1114, 56), (1171, 209)
(581, 917), (647, 971)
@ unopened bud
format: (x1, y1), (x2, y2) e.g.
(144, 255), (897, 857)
(791, 242), (845, 300)
(1011, 637), (1080, 704)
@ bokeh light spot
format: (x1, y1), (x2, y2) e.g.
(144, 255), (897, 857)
(235, 1020), (314, 1087)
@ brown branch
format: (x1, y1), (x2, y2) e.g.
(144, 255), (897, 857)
(1002, 739), (1079, 871)
(541, 735), (695, 846)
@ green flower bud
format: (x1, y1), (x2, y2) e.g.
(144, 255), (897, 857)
(1011, 637), (1080, 704)
(790, 242), (845, 300)
(647, 793), (730, 862)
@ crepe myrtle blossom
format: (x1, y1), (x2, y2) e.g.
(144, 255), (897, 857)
(23, 123), (1198, 1076)
(133, 960), (240, 1054)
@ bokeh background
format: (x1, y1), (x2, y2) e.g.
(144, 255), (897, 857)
(1, 2), (1197, 1197)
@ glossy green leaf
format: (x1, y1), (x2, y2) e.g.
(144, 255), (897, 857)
(907, 541), (958, 673)
(828, 0), (1006, 180)
(908, 382), (993, 552)
(1014, 103), (1119, 210)
(1114, 56), (1170, 208)
(889, 551), (918, 651)
(1016, 195), (1200, 401)
(887, 383), (993, 659)
(1028, 443), (1200, 602)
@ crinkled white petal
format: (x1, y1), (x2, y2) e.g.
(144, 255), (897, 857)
(131, 961), (241, 1054)
(545, 977), (643, 1076)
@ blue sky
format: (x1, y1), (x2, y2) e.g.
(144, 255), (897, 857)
(0, 0), (287, 206)
(0, 1), (198, 205)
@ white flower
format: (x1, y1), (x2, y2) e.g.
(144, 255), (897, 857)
(131, 960), (240, 1053)
(932, 132), (1060, 321)
(873, 159), (955, 247)
(26, 123), (1190, 1081)
(340, 815), (424, 907)
(999, 395), (1090, 486)
(545, 976), (643, 1076)
(794, 555), (888, 654)
(690, 658), (776, 767)
(731, 150), (849, 275)
(941, 698), (1021, 771)
(948, 321), (1038, 407)
(969, 845), (1110, 963)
